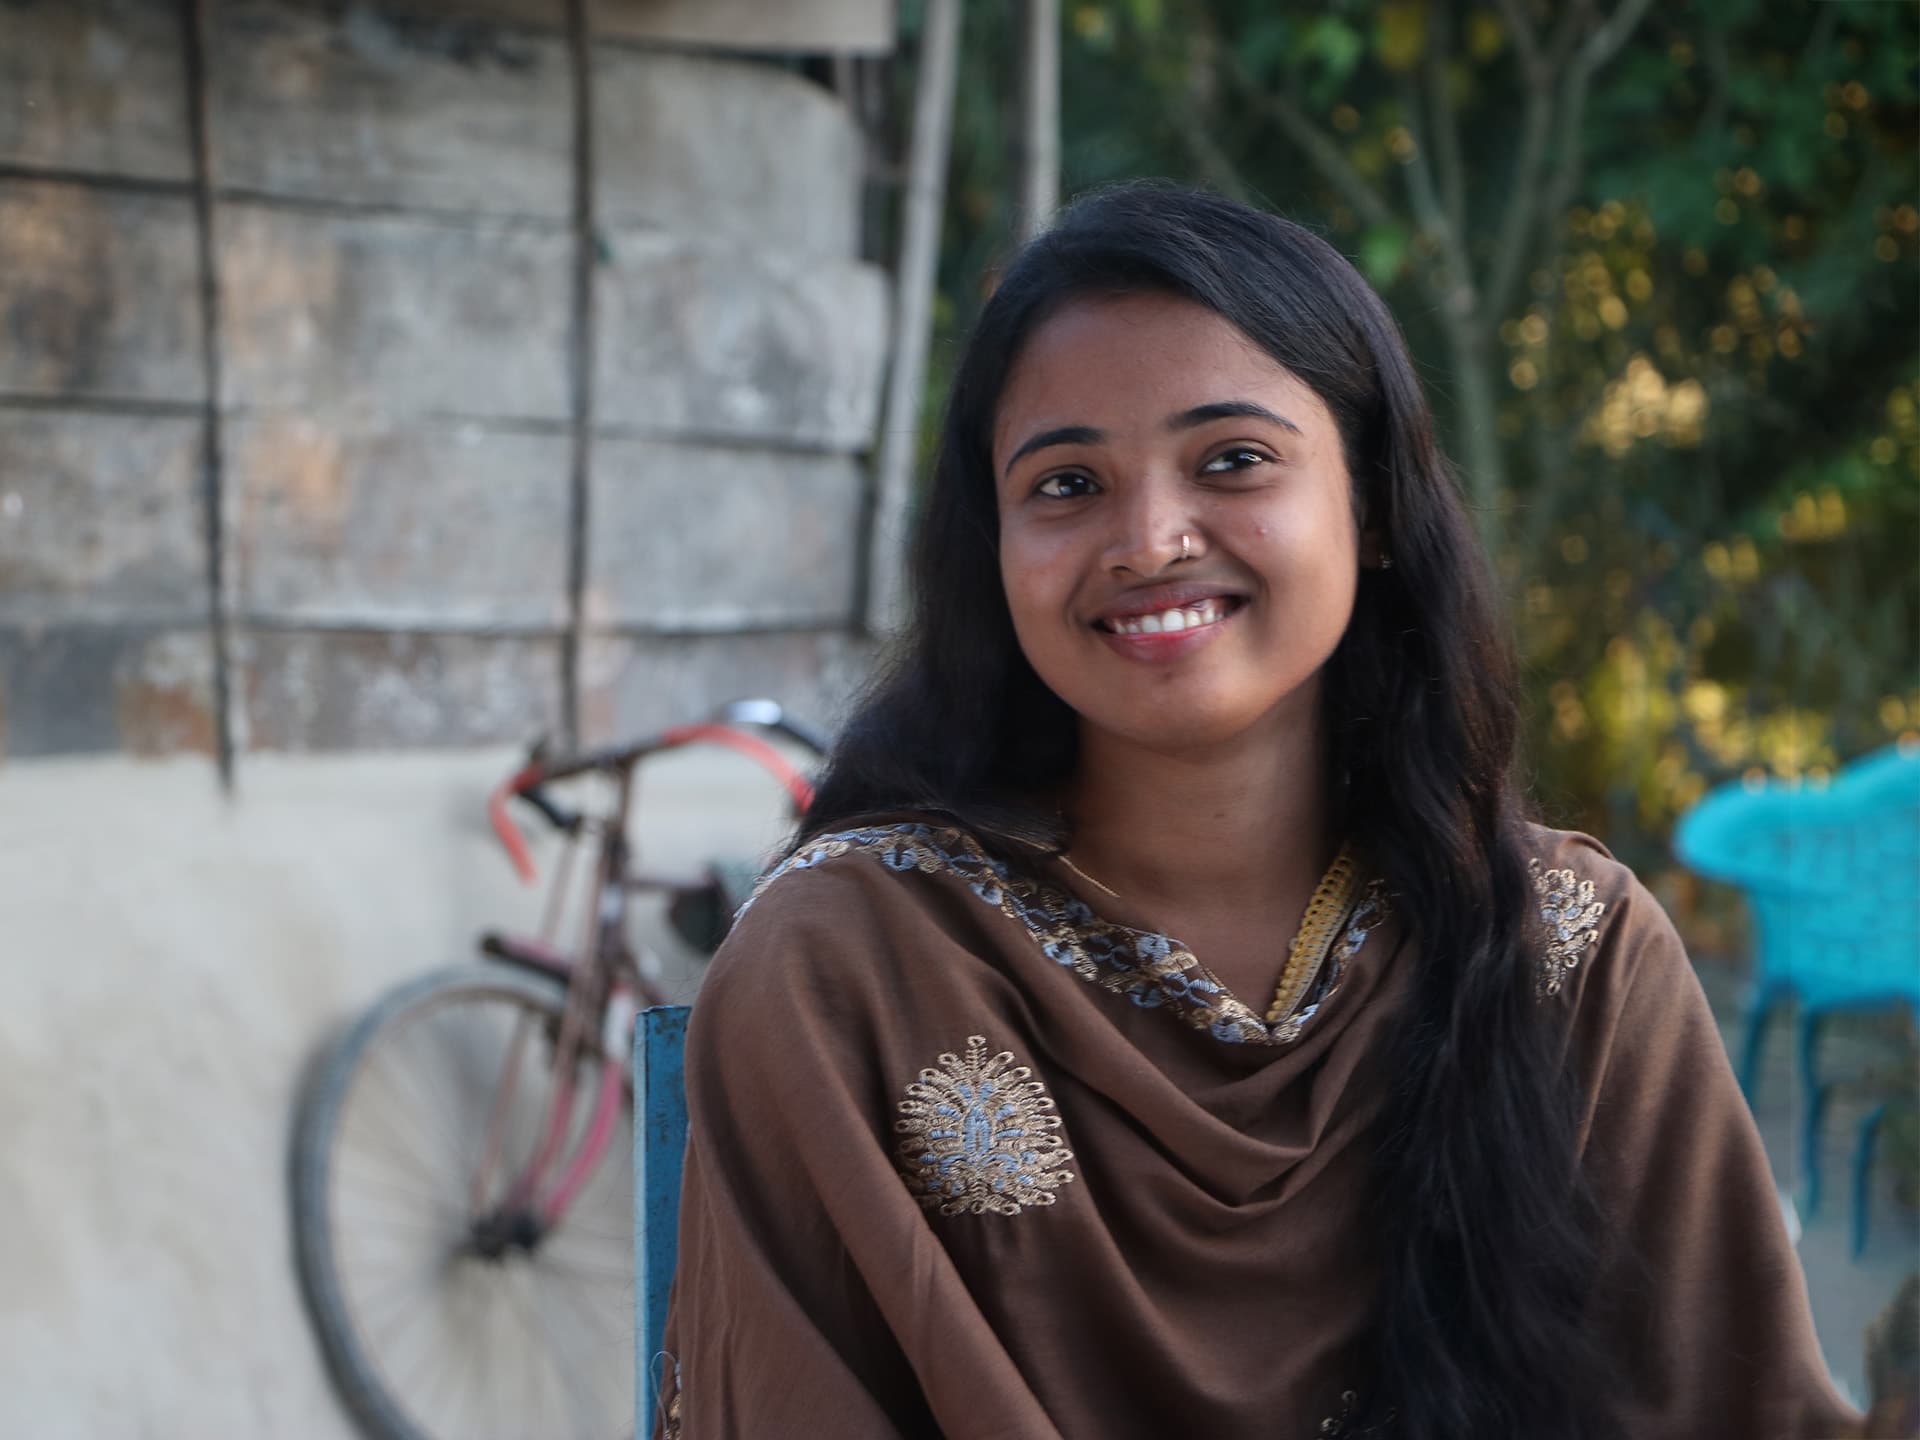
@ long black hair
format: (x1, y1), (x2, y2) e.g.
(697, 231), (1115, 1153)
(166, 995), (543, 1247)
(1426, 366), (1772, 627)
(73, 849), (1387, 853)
(803, 183), (1618, 1440)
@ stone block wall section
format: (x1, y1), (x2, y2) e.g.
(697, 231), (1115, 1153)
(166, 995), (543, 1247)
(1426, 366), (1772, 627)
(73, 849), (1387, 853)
(0, 0), (893, 764)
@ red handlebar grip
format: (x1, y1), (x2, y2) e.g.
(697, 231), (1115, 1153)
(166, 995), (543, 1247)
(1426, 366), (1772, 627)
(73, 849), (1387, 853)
(488, 726), (813, 885)
(658, 723), (816, 812)
(488, 764), (544, 883)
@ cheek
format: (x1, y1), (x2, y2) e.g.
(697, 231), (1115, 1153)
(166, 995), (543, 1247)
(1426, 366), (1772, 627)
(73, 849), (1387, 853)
(998, 527), (1071, 624)
(1251, 492), (1356, 569)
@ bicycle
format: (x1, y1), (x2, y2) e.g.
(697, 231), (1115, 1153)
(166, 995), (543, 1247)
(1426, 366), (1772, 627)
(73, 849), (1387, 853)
(291, 701), (825, 1440)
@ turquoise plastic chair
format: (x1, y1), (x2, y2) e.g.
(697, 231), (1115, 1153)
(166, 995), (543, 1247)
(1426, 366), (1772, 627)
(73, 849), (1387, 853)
(634, 1006), (692, 1440)
(1674, 742), (1920, 1228)
(1850, 1096), (1918, 1258)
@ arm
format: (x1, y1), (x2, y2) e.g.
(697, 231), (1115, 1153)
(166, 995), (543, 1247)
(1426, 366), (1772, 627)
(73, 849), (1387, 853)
(654, 891), (935, 1439)
(1575, 873), (1861, 1439)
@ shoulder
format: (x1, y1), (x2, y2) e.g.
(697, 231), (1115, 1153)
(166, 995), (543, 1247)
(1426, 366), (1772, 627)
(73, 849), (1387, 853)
(1518, 824), (1710, 1092)
(1519, 821), (1632, 904)
(1517, 823), (1689, 1013)
(744, 821), (1013, 915)
(728, 821), (1013, 955)
(685, 821), (1048, 1128)
(695, 821), (1016, 1037)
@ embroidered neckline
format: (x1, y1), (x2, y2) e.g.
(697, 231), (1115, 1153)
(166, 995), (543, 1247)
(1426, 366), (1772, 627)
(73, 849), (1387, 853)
(746, 823), (1389, 1047)
(1266, 843), (1361, 1025)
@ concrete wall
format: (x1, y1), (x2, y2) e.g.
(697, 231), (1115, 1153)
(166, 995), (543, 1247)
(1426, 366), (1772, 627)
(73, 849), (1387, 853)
(0, 746), (804, 1436)
(0, 3), (891, 1430)
(0, 0), (891, 764)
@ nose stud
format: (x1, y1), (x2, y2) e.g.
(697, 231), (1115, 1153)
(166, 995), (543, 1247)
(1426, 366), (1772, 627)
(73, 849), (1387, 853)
(1179, 533), (1192, 563)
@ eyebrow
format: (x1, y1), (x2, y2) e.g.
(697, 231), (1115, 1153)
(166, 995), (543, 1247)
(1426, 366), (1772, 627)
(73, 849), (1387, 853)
(1003, 425), (1103, 475)
(1002, 400), (1300, 476)
(1169, 400), (1301, 434)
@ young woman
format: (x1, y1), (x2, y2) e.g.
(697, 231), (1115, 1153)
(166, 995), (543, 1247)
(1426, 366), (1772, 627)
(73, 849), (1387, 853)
(654, 185), (1860, 1440)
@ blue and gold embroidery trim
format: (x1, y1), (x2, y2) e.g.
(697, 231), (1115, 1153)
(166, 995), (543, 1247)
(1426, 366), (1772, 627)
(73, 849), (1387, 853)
(746, 824), (1388, 1047)
(894, 1036), (1076, 1216)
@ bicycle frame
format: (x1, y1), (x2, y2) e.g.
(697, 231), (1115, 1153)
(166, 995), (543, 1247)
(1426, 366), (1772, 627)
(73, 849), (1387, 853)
(474, 721), (816, 1233)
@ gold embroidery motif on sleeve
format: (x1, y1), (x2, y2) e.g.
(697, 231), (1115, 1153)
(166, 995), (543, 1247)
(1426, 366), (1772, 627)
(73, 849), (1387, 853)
(650, 1352), (682, 1440)
(1529, 858), (1605, 997)
(894, 1036), (1077, 1216)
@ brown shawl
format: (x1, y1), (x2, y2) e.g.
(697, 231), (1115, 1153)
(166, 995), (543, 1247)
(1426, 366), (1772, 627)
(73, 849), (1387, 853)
(654, 823), (1858, 1439)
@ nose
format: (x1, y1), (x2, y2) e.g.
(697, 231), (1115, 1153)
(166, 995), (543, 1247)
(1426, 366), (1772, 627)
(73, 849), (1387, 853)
(1100, 475), (1191, 576)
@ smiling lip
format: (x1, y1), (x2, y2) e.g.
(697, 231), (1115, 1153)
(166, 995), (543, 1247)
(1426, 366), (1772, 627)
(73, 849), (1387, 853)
(1090, 581), (1247, 660)
(1091, 581), (1246, 628)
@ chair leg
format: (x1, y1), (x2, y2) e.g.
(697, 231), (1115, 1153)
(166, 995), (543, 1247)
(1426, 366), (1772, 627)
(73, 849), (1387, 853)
(1737, 992), (1775, 1102)
(1852, 1103), (1890, 1260)
(1804, 1079), (1833, 1217)
(1798, 1011), (1827, 1215)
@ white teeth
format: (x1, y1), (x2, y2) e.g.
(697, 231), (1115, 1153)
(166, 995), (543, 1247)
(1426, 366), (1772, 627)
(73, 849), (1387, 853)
(1108, 599), (1227, 636)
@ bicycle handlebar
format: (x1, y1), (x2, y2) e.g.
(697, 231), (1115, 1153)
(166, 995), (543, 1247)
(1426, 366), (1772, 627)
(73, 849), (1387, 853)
(515, 784), (581, 834)
(488, 762), (547, 883)
(656, 722), (817, 812)
(486, 717), (822, 885)
(711, 698), (831, 756)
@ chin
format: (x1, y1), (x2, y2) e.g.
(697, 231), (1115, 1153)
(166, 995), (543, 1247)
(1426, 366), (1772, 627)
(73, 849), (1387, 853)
(1055, 659), (1327, 755)
(1079, 699), (1284, 756)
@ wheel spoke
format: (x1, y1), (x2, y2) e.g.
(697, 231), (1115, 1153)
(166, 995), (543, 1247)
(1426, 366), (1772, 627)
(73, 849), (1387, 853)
(299, 973), (634, 1440)
(529, 1274), (610, 1440)
(362, 1042), (469, 1167)
(536, 1251), (635, 1288)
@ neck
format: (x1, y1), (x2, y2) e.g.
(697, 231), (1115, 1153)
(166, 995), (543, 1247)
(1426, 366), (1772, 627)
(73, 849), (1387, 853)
(1062, 696), (1334, 917)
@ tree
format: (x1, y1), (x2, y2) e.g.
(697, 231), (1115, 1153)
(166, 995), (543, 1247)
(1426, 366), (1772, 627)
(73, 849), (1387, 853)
(912, 0), (1918, 869)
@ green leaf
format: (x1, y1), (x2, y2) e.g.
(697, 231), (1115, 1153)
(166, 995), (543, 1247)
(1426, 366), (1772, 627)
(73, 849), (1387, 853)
(1374, 1), (1428, 73)
(1360, 223), (1412, 285)
(1301, 15), (1365, 106)
(1308, 16), (1364, 78)
(1069, 5), (1117, 50)
(1235, 17), (1294, 82)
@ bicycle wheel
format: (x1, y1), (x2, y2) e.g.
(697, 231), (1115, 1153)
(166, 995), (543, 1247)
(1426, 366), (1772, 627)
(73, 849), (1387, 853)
(293, 965), (635, 1440)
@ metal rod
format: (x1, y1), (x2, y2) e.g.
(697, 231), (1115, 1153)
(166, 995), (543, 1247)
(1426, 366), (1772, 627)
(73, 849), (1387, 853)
(561, 0), (599, 748)
(181, 0), (236, 788)
(1015, 0), (1060, 244)
(862, 0), (961, 634)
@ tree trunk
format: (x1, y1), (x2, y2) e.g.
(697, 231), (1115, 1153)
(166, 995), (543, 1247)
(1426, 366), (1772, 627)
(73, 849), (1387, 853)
(1446, 324), (1507, 551)
(1014, 0), (1060, 244)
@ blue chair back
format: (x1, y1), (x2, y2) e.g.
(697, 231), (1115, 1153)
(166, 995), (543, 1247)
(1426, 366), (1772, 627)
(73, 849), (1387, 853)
(634, 1005), (692, 1438)
(1675, 743), (1920, 1014)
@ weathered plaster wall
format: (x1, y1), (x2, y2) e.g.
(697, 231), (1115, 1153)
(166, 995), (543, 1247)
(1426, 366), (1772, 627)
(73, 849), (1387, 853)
(0, 0), (891, 762)
(0, 747), (802, 1436)
(0, 3), (889, 1430)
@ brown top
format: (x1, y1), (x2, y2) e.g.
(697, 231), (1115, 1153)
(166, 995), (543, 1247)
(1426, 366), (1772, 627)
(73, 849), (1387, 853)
(655, 823), (1860, 1440)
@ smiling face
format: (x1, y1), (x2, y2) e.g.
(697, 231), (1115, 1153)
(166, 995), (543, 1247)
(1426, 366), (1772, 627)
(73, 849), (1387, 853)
(992, 291), (1368, 757)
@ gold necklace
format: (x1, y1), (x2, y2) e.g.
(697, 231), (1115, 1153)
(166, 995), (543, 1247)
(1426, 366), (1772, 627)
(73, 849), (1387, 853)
(1265, 845), (1360, 1023)
(1056, 852), (1123, 900)
(1055, 843), (1361, 1026)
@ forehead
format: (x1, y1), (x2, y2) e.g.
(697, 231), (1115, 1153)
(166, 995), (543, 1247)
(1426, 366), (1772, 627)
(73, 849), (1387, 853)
(992, 292), (1328, 459)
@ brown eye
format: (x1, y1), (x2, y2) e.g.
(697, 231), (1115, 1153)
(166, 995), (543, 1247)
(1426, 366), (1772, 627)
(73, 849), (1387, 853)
(1200, 448), (1269, 475)
(1036, 472), (1100, 499)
